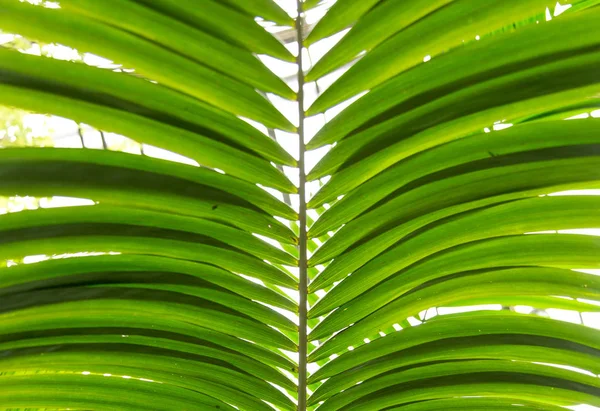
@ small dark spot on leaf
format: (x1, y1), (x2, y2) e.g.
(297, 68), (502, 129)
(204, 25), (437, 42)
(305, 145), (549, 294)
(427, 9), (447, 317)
(488, 151), (496, 157)
(212, 205), (218, 210)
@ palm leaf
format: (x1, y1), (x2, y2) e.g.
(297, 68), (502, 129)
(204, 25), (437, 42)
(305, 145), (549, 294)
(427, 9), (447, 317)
(1, 0), (599, 410)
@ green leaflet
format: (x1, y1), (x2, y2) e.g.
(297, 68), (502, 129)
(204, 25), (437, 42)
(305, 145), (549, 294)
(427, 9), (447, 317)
(0, 85), (296, 193)
(308, 52), (600, 195)
(220, 0), (295, 26)
(91, 283), (297, 336)
(306, 0), (599, 81)
(304, 0), (380, 46)
(388, 398), (567, 411)
(0, 255), (297, 311)
(58, 0), (295, 97)
(306, 0), (456, 80)
(307, 0), (596, 116)
(314, 360), (600, 410)
(309, 184), (598, 293)
(342, 381), (600, 410)
(309, 153), (600, 266)
(309, 117), (600, 237)
(0, 1), (294, 131)
(310, 311), (600, 373)
(0, 205), (296, 265)
(0, 333), (296, 391)
(310, 267), (600, 341)
(1, 289), (296, 351)
(0, 317), (295, 371)
(307, 6), (600, 147)
(133, 0), (295, 61)
(310, 195), (600, 317)
(0, 374), (237, 410)
(0, 148), (297, 241)
(1, 351), (295, 410)
(310, 235), (600, 360)
(310, 342), (600, 404)
(0, 235), (297, 288)
(0, 147), (295, 218)
(0, 297), (296, 352)
(0, 48), (296, 167)
(307, 52), (600, 207)
(303, 0), (325, 10)
(568, 0), (600, 12)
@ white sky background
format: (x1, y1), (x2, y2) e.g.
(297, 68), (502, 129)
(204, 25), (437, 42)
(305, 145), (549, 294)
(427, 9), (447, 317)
(1, 1), (600, 408)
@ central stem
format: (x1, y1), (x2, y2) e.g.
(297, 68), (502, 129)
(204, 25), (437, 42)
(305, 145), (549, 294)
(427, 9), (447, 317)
(295, 2), (308, 410)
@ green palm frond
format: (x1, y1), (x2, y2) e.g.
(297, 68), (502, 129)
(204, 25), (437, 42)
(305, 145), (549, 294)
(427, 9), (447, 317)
(0, 0), (599, 409)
